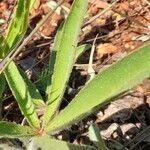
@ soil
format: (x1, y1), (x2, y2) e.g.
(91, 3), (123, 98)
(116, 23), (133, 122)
(0, 0), (150, 149)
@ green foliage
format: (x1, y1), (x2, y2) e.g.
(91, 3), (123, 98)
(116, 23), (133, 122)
(36, 44), (91, 95)
(0, 121), (34, 137)
(32, 135), (95, 150)
(18, 67), (45, 107)
(89, 123), (108, 150)
(43, 0), (88, 125)
(1, 0), (41, 129)
(4, 61), (40, 128)
(0, 0), (31, 57)
(75, 44), (91, 60)
(0, 0), (150, 149)
(46, 43), (150, 133)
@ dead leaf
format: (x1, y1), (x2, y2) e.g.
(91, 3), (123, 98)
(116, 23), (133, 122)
(119, 1), (129, 10)
(136, 79), (150, 96)
(0, 2), (8, 13)
(88, 0), (108, 9)
(39, 13), (63, 36)
(33, 0), (41, 10)
(88, 0), (109, 16)
(96, 43), (118, 58)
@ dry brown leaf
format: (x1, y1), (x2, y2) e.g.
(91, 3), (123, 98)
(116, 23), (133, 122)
(33, 0), (41, 10)
(88, 0), (108, 8)
(136, 79), (150, 96)
(0, 2), (8, 12)
(96, 43), (118, 58)
(119, 1), (129, 10)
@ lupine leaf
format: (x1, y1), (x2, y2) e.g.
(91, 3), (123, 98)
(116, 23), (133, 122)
(0, 121), (34, 137)
(37, 43), (91, 95)
(75, 44), (91, 60)
(0, 0), (31, 58)
(18, 67), (45, 107)
(0, 74), (5, 99)
(46, 43), (150, 133)
(4, 61), (40, 128)
(0, 74), (5, 118)
(89, 123), (108, 150)
(43, 0), (88, 125)
(32, 135), (95, 150)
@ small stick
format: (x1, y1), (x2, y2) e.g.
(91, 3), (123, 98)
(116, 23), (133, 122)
(122, 125), (150, 149)
(82, 0), (119, 28)
(87, 34), (98, 82)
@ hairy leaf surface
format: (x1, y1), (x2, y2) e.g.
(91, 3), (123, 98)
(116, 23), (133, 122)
(32, 135), (95, 150)
(0, 121), (34, 137)
(4, 61), (40, 128)
(18, 67), (45, 107)
(39, 43), (91, 96)
(46, 44), (150, 133)
(89, 123), (107, 150)
(43, 0), (88, 125)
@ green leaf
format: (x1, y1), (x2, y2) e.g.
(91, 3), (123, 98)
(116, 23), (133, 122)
(43, 0), (88, 125)
(89, 123), (108, 150)
(0, 74), (5, 99)
(75, 44), (91, 60)
(18, 67), (45, 107)
(46, 43), (150, 133)
(37, 44), (91, 95)
(42, 22), (65, 96)
(0, 74), (5, 119)
(0, 0), (30, 57)
(4, 61), (40, 129)
(32, 135), (95, 150)
(45, 25), (91, 96)
(0, 121), (34, 137)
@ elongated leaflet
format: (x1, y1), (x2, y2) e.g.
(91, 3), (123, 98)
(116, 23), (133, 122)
(43, 0), (88, 126)
(46, 44), (150, 133)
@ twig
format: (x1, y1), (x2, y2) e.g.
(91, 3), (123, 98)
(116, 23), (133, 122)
(112, 9), (149, 28)
(122, 125), (150, 149)
(82, 0), (119, 28)
(129, 132), (150, 150)
(87, 34), (98, 82)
